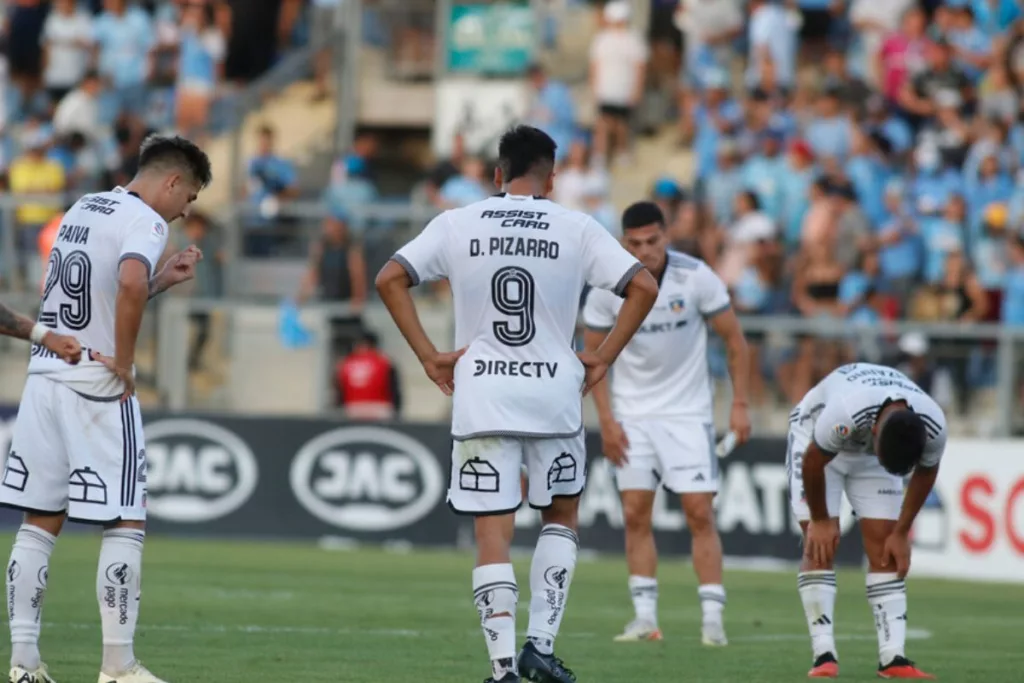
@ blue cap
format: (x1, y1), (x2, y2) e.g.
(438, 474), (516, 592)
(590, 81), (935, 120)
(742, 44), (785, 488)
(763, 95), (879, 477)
(653, 177), (682, 199)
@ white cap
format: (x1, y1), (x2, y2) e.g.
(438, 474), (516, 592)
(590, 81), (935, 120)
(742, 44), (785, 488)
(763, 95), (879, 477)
(604, 0), (631, 24)
(898, 332), (929, 357)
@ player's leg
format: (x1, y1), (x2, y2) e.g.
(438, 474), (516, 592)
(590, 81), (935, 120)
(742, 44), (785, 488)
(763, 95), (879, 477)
(449, 437), (524, 683)
(58, 392), (162, 683)
(789, 430), (845, 678)
(654, 422), (726, 645)
(519, 434), (586, 683)
(848, 461), (935, 680)
(0, 376), (68, 683)
(613, 421), (661, 641)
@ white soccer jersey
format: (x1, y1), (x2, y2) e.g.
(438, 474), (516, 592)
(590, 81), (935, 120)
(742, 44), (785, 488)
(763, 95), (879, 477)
(27, 187), (169, 399)
(581, 251), (730, 421)
(393, 193), (642, 440)
(793, 363), (947, 467)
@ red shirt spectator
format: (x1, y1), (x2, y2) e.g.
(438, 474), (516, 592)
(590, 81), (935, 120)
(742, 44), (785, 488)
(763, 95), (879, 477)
(335, 332), (401, 420)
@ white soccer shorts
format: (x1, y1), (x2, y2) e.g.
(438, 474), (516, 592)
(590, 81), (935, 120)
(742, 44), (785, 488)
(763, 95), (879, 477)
(615, 419), (719, 494)
(786, 420), (902, 522)
(448, 433), (587, 514)
(0, 376), (147, 524)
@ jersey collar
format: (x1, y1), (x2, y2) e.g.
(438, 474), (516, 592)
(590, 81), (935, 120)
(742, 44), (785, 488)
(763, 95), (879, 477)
(493, 192), (548, 200)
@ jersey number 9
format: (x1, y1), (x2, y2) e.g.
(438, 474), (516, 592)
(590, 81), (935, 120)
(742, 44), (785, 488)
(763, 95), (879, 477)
(491, 266), (536, 347)
(40, 247), (92, 331)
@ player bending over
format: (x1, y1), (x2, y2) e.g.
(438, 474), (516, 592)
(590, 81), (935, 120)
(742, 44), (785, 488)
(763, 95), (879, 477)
(582, 201), (751, 646)
(0, 303), (81, 364)
(0, 135), (212, 683)
(789, 363), (944, 679)
(376, 125), (658, 683)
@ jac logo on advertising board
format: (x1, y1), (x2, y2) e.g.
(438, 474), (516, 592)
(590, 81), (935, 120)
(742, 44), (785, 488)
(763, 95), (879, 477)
(143, 419), (259, 523)
(290, 427), (445, 532)
(958, 473), (1024, 555)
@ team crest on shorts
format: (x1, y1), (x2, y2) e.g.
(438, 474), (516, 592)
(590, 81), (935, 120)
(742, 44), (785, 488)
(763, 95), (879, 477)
(832, 423), (850, 438)
(669, 298), (685, 313)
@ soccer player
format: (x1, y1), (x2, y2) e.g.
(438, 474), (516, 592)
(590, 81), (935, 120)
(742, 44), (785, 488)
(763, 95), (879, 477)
(0, 134), (212, 683)
(376, 125), (658, 683)
(581, 201), (751, 646)
(0, 303), (81, 364)
(788, 363), (945, 679)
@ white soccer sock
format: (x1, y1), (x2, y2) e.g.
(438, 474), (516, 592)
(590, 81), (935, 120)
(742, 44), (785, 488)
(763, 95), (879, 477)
(97, 529), (145, 675)
(473, 563), (519, 680)
(798, 570), (838, 659)
(866, 572), (907, 666)
(7, 524), (56, 670)
(698, 584), (726, 623)
(628, 575), (658, 624)
(527, 524), (579, 656)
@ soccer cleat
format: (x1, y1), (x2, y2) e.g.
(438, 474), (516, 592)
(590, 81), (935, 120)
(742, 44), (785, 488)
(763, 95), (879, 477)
(701, 619), (728, 646)
(878, 656), (936, 679)
(612, 618), (663, 642)
(97, 662), (168, 683)
(9, 664), (56, 683)
(808, 652), (840, 678)
(483, 675), (520, 683)
(518, 641), (576, 683)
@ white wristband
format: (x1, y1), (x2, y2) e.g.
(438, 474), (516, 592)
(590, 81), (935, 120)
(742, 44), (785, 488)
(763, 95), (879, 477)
(30, 324), (49, 344)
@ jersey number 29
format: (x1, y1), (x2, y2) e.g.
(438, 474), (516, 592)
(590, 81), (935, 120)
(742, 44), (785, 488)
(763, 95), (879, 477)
(40, 247), (92, 331)
(491, 266), (535, 347)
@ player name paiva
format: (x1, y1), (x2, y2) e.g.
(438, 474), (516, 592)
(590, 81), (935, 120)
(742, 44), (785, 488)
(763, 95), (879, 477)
(470, 237), (559, 260)
(473, 359), (558, 379)
(57, 224), (91, 245)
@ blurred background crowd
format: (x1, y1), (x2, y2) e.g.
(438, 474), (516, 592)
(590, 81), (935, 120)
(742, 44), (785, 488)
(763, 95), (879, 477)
(0, 0), (1023, 432)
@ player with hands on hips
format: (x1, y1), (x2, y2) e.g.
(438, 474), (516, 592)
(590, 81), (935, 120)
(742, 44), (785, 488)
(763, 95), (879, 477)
(581, 201), (751, 647)
(788, 363), (944, 680)
(0, 302), (82, 364)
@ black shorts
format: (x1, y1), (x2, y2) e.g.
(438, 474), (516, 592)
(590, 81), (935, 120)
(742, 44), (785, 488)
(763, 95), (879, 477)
(599, 104), (633, 121)
(799, 8), (833, 40)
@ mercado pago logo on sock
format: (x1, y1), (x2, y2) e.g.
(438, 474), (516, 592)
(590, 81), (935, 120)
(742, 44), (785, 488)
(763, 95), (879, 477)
(290, 426), (445, 532)
(142, 419), (259, 523)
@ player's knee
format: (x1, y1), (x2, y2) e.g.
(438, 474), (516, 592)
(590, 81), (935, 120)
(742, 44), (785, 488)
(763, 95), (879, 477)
(540, 496), (579, 531)
(681, 495), (716, 537)
(24, 512), (65, 537)
(622, 500), (653, 536)
(105, 519), (146, 532)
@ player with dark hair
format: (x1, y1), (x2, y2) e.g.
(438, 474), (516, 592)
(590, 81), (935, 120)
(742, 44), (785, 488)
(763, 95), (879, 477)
(1, 134), (212, 683)
(377, 125), (658, 683)
(788, 363), (945, 679)
(582, 201), (751, 646)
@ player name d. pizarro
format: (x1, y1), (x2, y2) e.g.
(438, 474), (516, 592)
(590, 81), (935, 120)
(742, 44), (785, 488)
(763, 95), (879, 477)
(473, 359), (558, 379)
(470, 236), (559, 260)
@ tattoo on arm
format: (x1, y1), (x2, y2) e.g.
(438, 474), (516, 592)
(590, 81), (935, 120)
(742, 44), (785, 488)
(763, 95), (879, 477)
(0, 303), (35, 341)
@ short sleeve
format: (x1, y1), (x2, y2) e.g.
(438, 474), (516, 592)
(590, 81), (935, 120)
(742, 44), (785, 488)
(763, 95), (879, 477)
(119, 215), (169, 278)
(812, 400), (854, 456)
(919, 411), (947, 468)
(695, 264), (731, 318)
(581, 287), (616, 331)
(392, 213), (451, 285)
(580, 218), (642, 295)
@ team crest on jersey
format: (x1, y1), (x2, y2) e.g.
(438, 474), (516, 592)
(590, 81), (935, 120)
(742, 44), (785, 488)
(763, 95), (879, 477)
(153, 222), (165, 237)
(832, 424), (850, 438)
(669, 298), (685, 313)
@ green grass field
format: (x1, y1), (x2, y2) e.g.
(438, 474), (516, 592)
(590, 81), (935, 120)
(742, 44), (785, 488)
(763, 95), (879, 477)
(10, 534), (1024, 682)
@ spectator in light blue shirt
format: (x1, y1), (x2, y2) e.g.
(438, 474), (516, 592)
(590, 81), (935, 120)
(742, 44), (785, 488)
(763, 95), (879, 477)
(175, 3), (226, 136)
(948, 5), (993, 83)
(1001, 235), (1024, 324)
(746, 0), (797, 89)
(971, 0), (1020, 37)
(704, 139), (744, 229)
(922, 194), (968, 283)
(971, 202), (1010, 292)
(742, 128), (787, 224)
(245, 125), (297, 254)
(965, 153), (1013, 240)
(93, 0), (154, 119)
(845, 126), (888, 225)
(439, 157), (489, 208)
(912, 144), (964, 220)
(805, 86), (853, 161)
(778, 138), (815, 250)
(691, 71), (742, 181)
(526, 64), (577, 164)
(876, 180), (922, 301)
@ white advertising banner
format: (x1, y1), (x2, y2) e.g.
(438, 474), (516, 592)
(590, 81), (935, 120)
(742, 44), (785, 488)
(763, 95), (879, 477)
(911, 440), (1024, 583)
(432, 78), (528, 159)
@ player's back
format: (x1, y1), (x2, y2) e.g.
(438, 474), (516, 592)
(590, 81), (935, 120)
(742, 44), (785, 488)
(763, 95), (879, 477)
(395, 193), (640, 440)
(28, 186), (169, 399)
